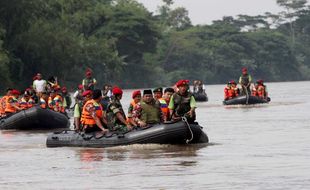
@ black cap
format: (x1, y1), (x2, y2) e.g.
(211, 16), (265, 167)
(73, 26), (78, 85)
(153, 87), (163, 93)
(164, 87), (174, 93)
(143, 89), (153, 95)
(92, 89), (102, 99)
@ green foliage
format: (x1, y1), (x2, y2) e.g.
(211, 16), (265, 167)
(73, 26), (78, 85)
(0, 0), (310, 92)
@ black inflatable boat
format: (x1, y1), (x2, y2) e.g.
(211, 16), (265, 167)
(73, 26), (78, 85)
(223, 95), (270, 105)
(0, 106), (70, 130)
(193, 92), (208, 102)
(46, 121), (208, 148)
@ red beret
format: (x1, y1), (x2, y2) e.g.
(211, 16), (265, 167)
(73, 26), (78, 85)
(78, 84), (83, 89)
(229, 80), (236, 84)
(11, 89), (21, 95)
(62, 87), (67, 91)
(242, 67), (247, 72)
(132, 90), (141, 98)
(112, 86), (123, 95)
(82, 90), (92, 97)
(176, 79), (189, 87)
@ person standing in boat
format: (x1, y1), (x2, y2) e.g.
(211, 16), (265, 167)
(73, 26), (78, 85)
(132, 89), (162, 128)
(239, 68), (252, 96)
(33, 73), (47, 98)
(158, 88), (174, 122)
(74, 90), (92, 131)
(168, 80), (196, 123)
(153, 87), (163, 101)
(80, 89), (108, 133)
(106, 87), (132, 132)
(82, 69), (97, 91)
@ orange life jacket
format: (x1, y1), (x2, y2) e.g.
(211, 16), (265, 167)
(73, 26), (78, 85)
(53, 95), (64, 113)
(0, 96), (9, 115)
(158, 98), (169, 119)
(80, 99), (103, 126)
(48, 96), (54, 109)
(257, 85), (266, 98)
(19, 97), (35, 110)
(4, 96), (19, 113)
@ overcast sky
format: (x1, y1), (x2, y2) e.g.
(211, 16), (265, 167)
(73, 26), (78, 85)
(136, 0), (286, 25)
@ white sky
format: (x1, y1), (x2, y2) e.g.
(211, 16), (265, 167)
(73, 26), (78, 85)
(136, 0), (286, 25)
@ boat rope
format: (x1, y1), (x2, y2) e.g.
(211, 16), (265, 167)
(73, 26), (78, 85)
(182, 116), (193, 144)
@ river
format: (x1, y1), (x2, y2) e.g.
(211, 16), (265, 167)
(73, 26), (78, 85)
(0, 81), (309, 189)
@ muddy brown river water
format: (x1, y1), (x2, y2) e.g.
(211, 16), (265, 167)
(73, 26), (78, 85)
(1, 81), (309, 189)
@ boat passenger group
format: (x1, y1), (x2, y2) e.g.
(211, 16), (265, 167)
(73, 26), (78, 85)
(0, 69), (198, 135)
(224, 68), (269, 100)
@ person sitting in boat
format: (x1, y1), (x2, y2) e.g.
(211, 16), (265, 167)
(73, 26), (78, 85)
(224, 80), (239, 100)
(33, 73), (47, 98)
(48, 87), (65, 113)
(82, 69), (97, 91)
(39, 92), (49, 109)
(193, 80), (205, 94)
(252, 80), (268, 99)
(132, 89), (162, 128)
(158, 87), (174, 122)
(19, 90), (35, 110)
(74, 90), (92, 131)
(80, 89), (108, 133)
(106, 86), (132, 132)
(0, 88), (12, 117)
(5, 89), (22, 116)
(127, 90), (141, 126)
(101, 84), (112, 111)
(169, 79), (196, 123)
(153, 87), (163, 101)
(239, 67), (252, 96)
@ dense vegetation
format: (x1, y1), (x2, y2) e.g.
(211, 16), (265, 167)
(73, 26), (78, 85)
(0, 0), (310, 91)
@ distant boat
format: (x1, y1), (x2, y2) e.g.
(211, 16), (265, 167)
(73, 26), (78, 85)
(46, 121), (209, 148)
(0, 106), (70, 130)
(223, 95), (270, 105)
(193, 91), (208, 102)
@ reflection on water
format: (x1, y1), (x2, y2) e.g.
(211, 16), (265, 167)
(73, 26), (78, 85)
(0, 81), (310, 189)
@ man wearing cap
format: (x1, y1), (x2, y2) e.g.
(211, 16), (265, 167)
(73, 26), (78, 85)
(33, 73), (47, 98)
(74, 90), (92, 131)
(168, 80), (196, 123)
(80, 89), (108, 133)
(106, 86), (132, 132)
(5, 89), (22, 115)
(239, 68), (252, 96)
(158, 88), (174, 121)
(127, 90), (141, 126)
(61, 87), (72, 110)
(153, 87), (163, 101)
(82, 69), (97, 91)
(133, 89), (162, 128)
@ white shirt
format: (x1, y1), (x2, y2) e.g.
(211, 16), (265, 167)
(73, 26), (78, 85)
(33, 79), (46, 93)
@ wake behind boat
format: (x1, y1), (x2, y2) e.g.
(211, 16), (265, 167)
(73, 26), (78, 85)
(46, 121), (209, 148)
(0, 106), (70, 130)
